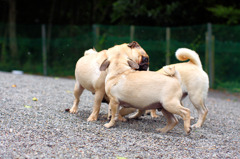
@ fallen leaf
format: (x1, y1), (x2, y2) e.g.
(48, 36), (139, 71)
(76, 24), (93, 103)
(24, 105), (32, 108)
(32, 97), (38, 101)
(66, 90), (72, 93)
(12, 84), (16, 87)
(117, 157), (127, 159)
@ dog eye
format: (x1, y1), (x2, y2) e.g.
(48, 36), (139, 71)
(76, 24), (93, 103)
(142, 56), (148, 62)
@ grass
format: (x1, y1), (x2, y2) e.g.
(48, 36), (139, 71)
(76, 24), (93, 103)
(216, 81), (240, 94)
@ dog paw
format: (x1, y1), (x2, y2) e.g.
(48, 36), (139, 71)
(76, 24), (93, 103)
(156, 128), (168, 133)
(69, 108), (78, 114)
(118, 116), (127, 122)
(151, 114), (160, 118)
(87, 115), (97, 122)
(185, 127), (192, 135)
(104, 122), (114, 128)
(191, 123), (201, 128)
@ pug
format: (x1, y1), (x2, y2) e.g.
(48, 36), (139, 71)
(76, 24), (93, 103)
(100, 52), (191, 134)
(120, 48), (209, 128)
(67, 41), (149, 121)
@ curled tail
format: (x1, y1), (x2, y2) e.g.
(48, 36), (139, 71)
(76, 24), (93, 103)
(163, 65), (185, 92)
(162, 66), (181, 82)
(176, 48), (202, 69)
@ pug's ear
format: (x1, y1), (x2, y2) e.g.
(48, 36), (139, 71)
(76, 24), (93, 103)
(100, 59), (110, 71)
(128, 60), (139, 70)
(128, 41), (140, 48)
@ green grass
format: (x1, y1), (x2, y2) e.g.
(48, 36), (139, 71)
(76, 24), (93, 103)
(216, 81), (240, 93)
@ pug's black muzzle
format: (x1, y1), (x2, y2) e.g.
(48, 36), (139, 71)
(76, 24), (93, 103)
(138, 56), (149, 71)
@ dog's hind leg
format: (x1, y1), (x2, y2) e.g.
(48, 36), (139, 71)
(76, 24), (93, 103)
(189, 94), (208, 128)
(87, 89), (105, 121)
(157, 109), (178, 133)
(118, 108), (137, 121)
(70, 82), (84, 114)
(119, 108), (137, 117)
(129, 109), (145, 119)
(150, 109), (160, 118)
(163, 100), (191, 135)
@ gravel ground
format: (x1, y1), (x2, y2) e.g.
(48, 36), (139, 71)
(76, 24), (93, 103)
(0, 71), (239, 158)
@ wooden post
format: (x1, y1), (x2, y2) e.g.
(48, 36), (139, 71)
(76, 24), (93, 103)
(93, 24), (100, 50)
(166, 27), (171, 65)
(41, 24), (47, 76)
(211, 35), (215, 88)
(207, 23), (214, 87)
(130, 25), (135, 42)
(9, 0), (18, 62)
(205, 32), (209, 74)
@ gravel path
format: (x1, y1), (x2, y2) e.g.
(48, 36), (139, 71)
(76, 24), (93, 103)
(0, 71), (239, 158)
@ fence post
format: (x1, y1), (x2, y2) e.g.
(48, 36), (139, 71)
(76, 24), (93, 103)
(41, 24), (47, 76)
(206, 23), (214, 87)
(130, 25), (135, 42)
(93, 24), (100, 50)
(205, 32), (208, 74)
(211, 35), (215, 88)
(166, 27), (171, 65)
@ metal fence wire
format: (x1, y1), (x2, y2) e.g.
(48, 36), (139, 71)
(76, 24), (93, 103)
(0, 23), (240, 88)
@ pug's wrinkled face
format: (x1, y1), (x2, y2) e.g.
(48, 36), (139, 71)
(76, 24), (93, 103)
(127, 41), (149, 71)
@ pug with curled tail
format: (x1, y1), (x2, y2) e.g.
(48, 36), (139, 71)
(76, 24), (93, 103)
(120, 48), (209, 128)
(100, 51), (191, 135)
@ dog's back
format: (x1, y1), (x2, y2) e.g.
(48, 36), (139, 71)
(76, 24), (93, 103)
(75, 50), (107, 92)
(158, 48), (209, 96)
(110, 71), (182, 109)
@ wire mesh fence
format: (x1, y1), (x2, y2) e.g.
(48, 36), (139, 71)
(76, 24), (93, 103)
(0, 23), (240, 89)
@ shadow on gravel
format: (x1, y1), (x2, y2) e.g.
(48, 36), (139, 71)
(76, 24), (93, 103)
(64, 109), (196, 137)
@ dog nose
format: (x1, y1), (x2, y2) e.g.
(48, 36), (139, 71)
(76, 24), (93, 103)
(142, 56), (149, 62)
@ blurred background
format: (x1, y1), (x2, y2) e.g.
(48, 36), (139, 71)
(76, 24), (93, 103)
(0, 0), (240, 92)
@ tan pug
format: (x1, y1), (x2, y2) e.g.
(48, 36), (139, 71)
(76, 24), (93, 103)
(67, 41), (149, 121)
(100, 53), (191, 135)
(120, 48), (209, 128)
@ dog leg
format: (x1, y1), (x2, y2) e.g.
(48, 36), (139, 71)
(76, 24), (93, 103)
(129, 109), (145, 119)
(104, 99), (119, 128)
(87, 89), (105, 121)
(107, 106), (111, 120)
(189, 95), (208, 128)
(118, 114), (127, 122)
(163, 101), (191, 135)
(181, 100), (194, 120)
(116, 107), (136, 121)
(180, 100), (194, 120)
(70, 82), (84, 113)
(150, 109), (160, 118)
(157, 109), (178, 133)
(119, 108), (137, 116)
(107, 107), (127, 122)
